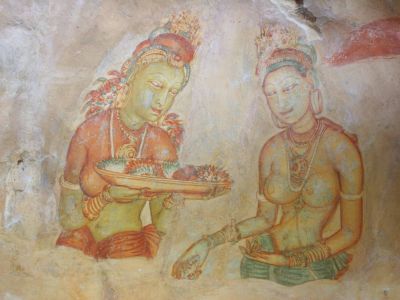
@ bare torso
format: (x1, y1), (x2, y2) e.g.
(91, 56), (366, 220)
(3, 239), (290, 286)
(262, 127), (343, 251)
(65, 110), (177, 241)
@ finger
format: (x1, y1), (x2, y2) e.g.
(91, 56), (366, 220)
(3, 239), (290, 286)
(246, 239), (251, 250)
(239, 246), (248, 256)
(171, 265), (180, 279)
(251, 252), (268, 260)
(163, 198), (174, 209)
(193, 268), (202, 279)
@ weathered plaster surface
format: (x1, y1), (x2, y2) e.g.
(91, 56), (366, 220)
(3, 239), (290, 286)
(0, 0), (399, 299)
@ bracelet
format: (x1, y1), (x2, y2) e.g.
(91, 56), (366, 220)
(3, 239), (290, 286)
(287, 251), (307, 268)
(340, 191), (364, 201)
(82, 185), (113, 220)
(287, 241), (332, 267)
(303, 242), (331, 265)
(202, 219), (241, 249)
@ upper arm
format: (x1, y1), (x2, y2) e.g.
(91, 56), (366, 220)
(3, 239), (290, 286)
(257, 137), (280, 221)
(64, 127), (88, 184)
(258, 136), (279, 193)
(328, 132), (363, 238)
(146, 128), (178, 162)
(328, 132), (363, 195)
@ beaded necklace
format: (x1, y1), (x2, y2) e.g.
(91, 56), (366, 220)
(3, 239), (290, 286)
(284, 120), (326, 193)
(115, 109), (148, 159)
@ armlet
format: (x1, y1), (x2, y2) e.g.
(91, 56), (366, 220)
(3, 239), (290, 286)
(59, 176), (81, 191)
(340, 191), (364, 201)
(256, 192), (268, 202)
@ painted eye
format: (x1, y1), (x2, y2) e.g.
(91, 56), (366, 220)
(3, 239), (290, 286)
(150, 80), (162, 89)
(282, 83), (298, 93)
(266, 90), (277, 97)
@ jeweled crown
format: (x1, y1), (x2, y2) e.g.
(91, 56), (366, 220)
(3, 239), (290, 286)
(167, 11), (201, 50)
(255, 23), (317, 76)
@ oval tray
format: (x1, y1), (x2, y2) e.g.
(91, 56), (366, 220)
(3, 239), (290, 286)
(95, 161), (231, 197)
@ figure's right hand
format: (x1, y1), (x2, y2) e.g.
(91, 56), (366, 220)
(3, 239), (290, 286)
(108, 185), (143, 203)
(172, 239), (210, 280)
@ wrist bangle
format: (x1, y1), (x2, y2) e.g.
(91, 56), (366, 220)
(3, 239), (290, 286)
(59, 175), (80, 190)
(102, 185), (113, 203)
(287, 251), (307, 268)
(202, 220), (241, 249)
(302, 241), (331, 265)
(340, 191), (363, 201)
(82, 187), (113, 220)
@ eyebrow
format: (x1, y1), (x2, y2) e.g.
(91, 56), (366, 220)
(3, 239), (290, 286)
(148, 73), (183, 88)
(277, 76), (300, 86)
(147, 73), (167, 80)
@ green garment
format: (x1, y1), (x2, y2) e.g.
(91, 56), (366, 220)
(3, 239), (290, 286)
(240, 234), (351, 286)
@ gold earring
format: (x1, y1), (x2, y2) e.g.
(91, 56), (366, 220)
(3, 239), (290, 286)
(114, 85), (129, 109)
(310, 89), (323, 115)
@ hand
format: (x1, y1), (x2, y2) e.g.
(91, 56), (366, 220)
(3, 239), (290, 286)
(191, 184), (231, 200)
(172, 239), (210, 280)
(240, 239), (289, 266)
(163, 193), (185, 209)
(209, 184), (231, 198)
(108, 185), (143, 203)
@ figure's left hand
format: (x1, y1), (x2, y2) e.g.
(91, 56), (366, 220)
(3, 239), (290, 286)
(240, 239), (289, 266)
(163, 193), (185, 208)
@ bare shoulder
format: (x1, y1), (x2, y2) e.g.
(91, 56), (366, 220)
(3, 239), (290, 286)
(322, 125), (362, 167)
(323, 125), (359, 151)
(73, 110), (110, 143)
(259, 131), (285, 164)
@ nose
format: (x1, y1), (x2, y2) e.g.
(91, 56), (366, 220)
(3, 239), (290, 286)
(276, 92), (290, 110)
(154, 89), (169, 109)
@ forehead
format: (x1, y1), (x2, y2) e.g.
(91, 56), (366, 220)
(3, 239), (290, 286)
(139, 61), (185, 83)
(264, 66), (304, 87)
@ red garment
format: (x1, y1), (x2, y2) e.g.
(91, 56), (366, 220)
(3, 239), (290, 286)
(56, 224), (161, 259)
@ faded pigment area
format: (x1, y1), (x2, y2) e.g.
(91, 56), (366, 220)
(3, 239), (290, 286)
(1, 0), (400, 299)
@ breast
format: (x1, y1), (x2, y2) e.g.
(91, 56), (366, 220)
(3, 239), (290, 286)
(264, 168), (339, 208)
(302, 171), (339, 208)
(264, 173), (300, 204)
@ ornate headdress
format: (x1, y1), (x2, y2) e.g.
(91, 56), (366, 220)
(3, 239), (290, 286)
(83, 11), (201, 118)
(255, 23), (317, 79)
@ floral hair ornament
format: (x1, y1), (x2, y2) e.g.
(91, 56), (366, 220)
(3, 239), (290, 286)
(82, 11), (201, 119)
(82, 11), (201, 150)
(255, 22), (317, 81)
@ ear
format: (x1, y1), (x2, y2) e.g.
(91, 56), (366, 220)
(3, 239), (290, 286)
(305, 70), (315, 88)
(114, 85), (129, 109)
(310, 88), (323, 115)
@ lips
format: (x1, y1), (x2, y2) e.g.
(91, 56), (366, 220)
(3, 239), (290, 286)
(280, 108), (293, 116)
(151, 107), (162, 115)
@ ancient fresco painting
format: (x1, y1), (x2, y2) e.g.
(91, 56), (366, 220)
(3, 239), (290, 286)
(57, 12), (231, 260)
(173, 23), (365, 286)
(2, 1), (400, 299)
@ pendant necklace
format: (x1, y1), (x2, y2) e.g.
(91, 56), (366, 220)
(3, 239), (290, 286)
(116, 109), (148, 160)
(284, 120), (325, 193)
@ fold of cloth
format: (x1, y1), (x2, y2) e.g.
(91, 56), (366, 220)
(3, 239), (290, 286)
(240, 234), (352, 286)
(56, 226), (97, 257)
(56, 224), (161, 259)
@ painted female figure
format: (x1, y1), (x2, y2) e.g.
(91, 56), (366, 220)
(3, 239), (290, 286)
(56, 13), (203, 259)
(172, 24), (363, 286)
